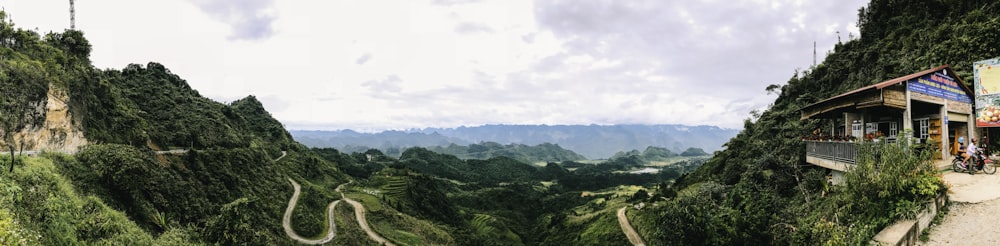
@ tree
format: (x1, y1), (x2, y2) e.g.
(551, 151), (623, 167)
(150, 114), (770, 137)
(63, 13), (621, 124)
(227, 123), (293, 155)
(629, 189), (649, 202)
(0, 58), (47, 173)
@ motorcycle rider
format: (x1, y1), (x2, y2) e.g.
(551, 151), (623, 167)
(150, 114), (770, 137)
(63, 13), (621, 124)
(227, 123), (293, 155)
(963, 137), (978, 169)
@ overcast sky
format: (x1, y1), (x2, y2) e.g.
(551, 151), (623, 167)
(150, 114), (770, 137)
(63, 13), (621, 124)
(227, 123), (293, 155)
(3, 0), (868, 131)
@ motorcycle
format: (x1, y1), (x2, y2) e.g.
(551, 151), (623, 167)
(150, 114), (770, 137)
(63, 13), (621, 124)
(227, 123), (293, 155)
(952, 148), (997, 175)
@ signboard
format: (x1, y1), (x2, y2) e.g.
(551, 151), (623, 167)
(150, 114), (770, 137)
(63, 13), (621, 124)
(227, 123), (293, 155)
(975, 58), (1000, 127)
(907, 71), (970, 103)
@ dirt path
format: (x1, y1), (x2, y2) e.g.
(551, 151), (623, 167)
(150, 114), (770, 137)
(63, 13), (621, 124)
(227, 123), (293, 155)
(918, 171), (1000, 245)
(283, 179), (395, 246)
(617, 207), (646, 246)
(275, 151), (287, 162)
(939, 171), (1000, 203)
(343, 198), (393, 245)
(283, 178), (339, 244)
(919, 198), (1000, 245)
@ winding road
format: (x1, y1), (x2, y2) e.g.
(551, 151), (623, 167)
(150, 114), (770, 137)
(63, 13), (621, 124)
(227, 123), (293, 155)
(275, 151), (287, 161)
(283, 178), (394, 245)
(283, 178), (340, 244)
(618, 207), (646, 246)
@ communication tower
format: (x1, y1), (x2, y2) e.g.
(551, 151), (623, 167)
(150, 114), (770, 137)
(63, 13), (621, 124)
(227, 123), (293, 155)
(69, 0), (75, 29)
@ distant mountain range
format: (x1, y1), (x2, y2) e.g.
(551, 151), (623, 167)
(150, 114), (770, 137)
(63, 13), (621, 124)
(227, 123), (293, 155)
(291, 124), (739, 159)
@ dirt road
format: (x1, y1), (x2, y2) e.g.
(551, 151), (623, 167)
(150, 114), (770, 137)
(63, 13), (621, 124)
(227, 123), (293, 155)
(283, 179), (394, 245)
(919, 198), (1000, 245)
(282, 178), (338, 244)
(343, 198), (393, 245)
(617, 207), (646, 246)
(275, 151), (287, 162)
(918, 171), (1000, 245)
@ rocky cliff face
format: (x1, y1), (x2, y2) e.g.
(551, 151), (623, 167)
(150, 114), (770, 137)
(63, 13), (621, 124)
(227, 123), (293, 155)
(12, 85), (88, 153)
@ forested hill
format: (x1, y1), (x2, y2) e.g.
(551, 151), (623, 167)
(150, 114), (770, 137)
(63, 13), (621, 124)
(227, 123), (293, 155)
(292, 124), (738, 159)
(0, 12), (352, 245)
(634, 0), (1000, 244)
(428, 142), (587, 164)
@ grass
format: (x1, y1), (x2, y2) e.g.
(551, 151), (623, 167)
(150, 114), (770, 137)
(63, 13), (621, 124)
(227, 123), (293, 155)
(289, 183), (335, 239)
(345, 193), (384, 213)
(330, 200), (378, 246)
(0, 155), (201, 245)
(552, 185), (634, 246)
(345, 187), (454, 245)
(576, 211), (630, 246)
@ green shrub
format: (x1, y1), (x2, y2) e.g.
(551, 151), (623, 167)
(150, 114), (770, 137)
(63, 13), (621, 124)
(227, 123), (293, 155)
(792, 134), (944, 245)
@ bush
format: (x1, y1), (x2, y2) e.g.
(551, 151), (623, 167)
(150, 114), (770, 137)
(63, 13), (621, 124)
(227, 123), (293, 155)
(846, 135), (944, 206)
(791, 134), (945, 245)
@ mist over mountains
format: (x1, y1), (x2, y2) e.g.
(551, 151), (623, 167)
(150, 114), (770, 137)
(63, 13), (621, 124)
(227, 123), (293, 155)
(291, 124), (739, 159)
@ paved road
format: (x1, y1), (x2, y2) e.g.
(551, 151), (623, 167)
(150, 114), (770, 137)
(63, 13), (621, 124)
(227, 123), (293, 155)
(283, 179), (395, 246)
(617, 207), (646, 246)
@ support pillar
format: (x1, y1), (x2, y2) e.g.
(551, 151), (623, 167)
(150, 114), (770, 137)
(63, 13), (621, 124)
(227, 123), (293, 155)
(904, 91), (913, 136)
(941, 101), (950, 159)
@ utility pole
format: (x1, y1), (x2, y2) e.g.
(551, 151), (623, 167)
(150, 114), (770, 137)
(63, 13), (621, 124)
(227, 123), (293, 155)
(69, 0), (75, 29)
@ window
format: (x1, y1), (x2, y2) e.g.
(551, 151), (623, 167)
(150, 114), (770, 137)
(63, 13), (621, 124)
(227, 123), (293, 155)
(915, 118), (929, 139)
(889, 121), (898, 137)
(852, 121), (863, 138)
(866, 122), (878, 135)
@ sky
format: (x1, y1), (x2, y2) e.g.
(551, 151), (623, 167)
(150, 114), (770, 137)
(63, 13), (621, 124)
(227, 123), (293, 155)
(2, 0), (868, 131)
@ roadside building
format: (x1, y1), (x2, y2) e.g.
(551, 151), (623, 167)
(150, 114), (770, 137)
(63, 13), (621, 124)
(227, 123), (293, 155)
(799, 65), (975, 183)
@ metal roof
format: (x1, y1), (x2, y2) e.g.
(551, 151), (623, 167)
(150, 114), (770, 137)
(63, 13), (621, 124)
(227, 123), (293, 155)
(800, 64), (973, 116)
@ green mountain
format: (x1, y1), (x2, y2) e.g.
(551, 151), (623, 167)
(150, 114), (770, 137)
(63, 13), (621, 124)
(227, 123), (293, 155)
(309, 145), (706, 245)
(629, 0), (1000, 245)
(679, 147), (708, 157)
(0, 12), (355, 245)
(0, 11), (703, 245)
(428, 142), (586, 164)
(291, 124), (739, 159)
(609, 146), (682, 163)
(8, 0), (988, 244)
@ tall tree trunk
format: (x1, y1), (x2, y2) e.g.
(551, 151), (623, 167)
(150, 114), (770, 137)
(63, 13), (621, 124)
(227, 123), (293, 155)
(8, 146), (13, 173)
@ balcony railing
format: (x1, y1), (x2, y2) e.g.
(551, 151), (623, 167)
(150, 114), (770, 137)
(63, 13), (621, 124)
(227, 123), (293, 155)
(805, 140), (858, 165)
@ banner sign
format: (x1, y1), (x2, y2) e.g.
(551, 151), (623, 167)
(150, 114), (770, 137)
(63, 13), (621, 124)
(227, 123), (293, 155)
(975, 58), (1000, 127)
(907, 71), (970, 103)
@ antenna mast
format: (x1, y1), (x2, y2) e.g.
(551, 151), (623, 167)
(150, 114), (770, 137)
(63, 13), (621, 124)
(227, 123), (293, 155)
(813, 41), (816, 66)
(69, 0), (75, 29)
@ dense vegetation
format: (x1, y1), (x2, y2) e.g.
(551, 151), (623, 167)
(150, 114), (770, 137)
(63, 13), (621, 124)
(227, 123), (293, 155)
(0, 11), (353, 245)
(0, 155), (200, 245)
(6, 0), (987, 244)
(609, 146), (708, 163)
(310, 143), (708, 244)
(629, 0), (1000, 244)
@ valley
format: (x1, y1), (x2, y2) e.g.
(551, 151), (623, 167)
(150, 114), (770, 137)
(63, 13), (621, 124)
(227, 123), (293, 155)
(3, 0), (1000, 245)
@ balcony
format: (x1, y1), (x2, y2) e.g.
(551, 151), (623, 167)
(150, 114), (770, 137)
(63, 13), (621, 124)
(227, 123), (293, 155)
(805, 140), (858, 172)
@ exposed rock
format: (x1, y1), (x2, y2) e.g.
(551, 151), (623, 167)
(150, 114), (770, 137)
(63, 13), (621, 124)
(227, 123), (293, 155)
(12, 85), (88, 153)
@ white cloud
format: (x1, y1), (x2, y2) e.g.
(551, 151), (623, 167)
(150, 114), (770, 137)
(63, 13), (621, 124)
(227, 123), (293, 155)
(1, 0), (868, 131)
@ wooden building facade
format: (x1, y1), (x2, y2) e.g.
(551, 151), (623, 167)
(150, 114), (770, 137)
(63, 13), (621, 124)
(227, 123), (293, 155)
(800, 65), (975, 174)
